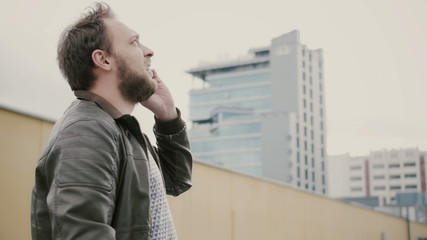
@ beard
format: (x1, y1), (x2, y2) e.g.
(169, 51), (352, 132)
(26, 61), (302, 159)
(116, 55), (156, 104)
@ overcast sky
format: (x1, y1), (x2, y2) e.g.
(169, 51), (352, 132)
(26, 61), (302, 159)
(1, 0), (426, 156)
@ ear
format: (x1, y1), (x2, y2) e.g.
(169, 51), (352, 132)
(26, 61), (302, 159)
(92, 49), (112, 71)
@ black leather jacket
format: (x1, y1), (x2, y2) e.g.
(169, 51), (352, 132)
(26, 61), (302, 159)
(31, 91), (192, 240)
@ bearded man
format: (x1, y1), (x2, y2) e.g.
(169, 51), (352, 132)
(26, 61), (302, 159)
(31, 2), (192, 240)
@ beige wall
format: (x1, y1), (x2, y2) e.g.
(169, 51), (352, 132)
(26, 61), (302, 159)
(170, 163), (427, 240)
(0, 109), (53, 240)
(2, 107), (427, 240)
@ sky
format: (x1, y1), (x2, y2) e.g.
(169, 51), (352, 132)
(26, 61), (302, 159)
(0, 0), (426, 156)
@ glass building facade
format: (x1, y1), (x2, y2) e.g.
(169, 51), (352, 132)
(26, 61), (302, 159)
(188, 30), (327, 194)
(189, 72), (271, 176)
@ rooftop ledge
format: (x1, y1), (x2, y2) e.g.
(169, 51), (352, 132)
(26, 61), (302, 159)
(187, 55), (270, 76)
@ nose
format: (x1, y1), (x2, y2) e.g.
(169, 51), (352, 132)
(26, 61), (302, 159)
(141, 44), (154, 57)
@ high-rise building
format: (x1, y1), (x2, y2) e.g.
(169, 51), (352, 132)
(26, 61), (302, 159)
(328, 148), (427, 205)
(187, 30), (327, 194)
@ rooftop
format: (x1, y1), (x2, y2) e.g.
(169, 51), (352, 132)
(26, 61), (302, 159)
(187, 47), (270, 81)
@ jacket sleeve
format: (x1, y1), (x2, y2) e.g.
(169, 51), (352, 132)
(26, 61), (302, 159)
(45, 120), (119, 239)
(153, 109), (193, 197)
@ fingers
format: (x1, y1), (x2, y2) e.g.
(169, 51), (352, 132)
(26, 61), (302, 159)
(151, 69), (159, 80)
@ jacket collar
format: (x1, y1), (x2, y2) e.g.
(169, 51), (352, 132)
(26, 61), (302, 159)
(74, 90), (123, 119)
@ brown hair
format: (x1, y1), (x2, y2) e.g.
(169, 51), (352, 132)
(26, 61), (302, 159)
(57, 2), (115, 90)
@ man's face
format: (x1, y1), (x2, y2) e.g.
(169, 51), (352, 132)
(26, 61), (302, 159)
(104, 18), (156, 103)
(115, 54), (156, 103)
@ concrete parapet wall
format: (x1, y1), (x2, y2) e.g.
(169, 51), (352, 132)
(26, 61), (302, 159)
(1, 107), (427, 240)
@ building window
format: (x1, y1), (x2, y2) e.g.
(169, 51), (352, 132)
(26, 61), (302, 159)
(296, 137), (300, 148)
(372, 164), (385, 169)
(389, 163), (400, 168)
(373, 175), (385, 180)
(310, 103), (313, 112)
(405, 185), (417, 190)
(297, 167), (300, 178)
(322, 175), (325, 184)
(311, 144), (315, 154)
(311, 116), (314, 126)
(404, 162), (416, 167)
(297, 152), (300, 163)
(321, 148), (325, 158)
(304, 113), (307, 122)
(390, 175), (401, 179)
(310, 89), (313, 98)
(350, 176), (362, 181)
(303, 99), (306, 108)
(304, 141), (307, 151)
(296, 123), (299, 133)
(311, 130), (314, 140)
(351, 187), (362, 192)
(319, 95), (323, 104)
(303, 73), (306, 80)
(305, 184), (309, 189)
(312, 158), (315, 168)
(304, 127), (307, 137)
(404, 173), (417, 178)
(374, 186), (386, 191)
(305, 170), (308, 180)
(303, 85), (306, 94)
(302, 61), (305, 68)
(390, 186), (401, 190)
(320, 121), (324, 130)
(312, 172), (315, 181)
(350, 165), (362, 170)
(304, 155), (308, 165)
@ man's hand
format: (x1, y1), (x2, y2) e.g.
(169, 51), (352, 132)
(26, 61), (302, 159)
(140, 69), (178, 121)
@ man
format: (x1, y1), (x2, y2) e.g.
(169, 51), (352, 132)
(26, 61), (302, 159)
(31, 2), (192, 240)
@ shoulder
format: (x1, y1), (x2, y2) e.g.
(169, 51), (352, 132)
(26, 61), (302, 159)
(49, 99), (122, 144)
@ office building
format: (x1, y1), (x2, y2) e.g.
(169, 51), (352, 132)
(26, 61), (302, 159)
(187, 30), (327, 194)
(328, 148), (427, 205)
